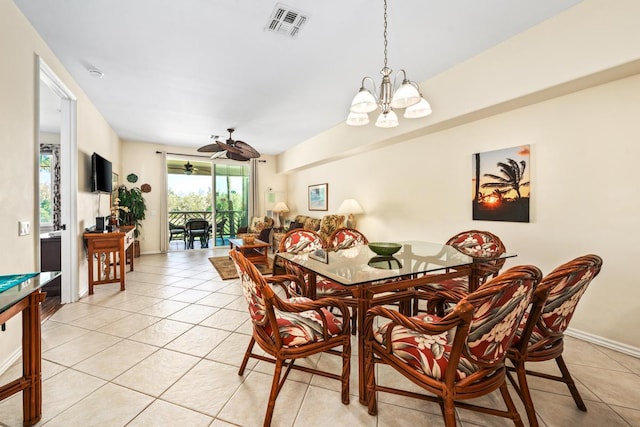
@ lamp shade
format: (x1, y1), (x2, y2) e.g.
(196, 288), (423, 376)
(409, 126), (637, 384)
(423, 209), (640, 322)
(337, 199), (364, 215)
(375, 110), (399, 128)
(346, 111), (370, 126)
(273, 202), (289, 212)
(350, 87), (378, 113)
(404, 97), (432, 119)
(390, 81), (421, 109)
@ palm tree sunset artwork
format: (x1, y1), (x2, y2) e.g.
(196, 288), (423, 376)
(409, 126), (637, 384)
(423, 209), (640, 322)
(472, 145), (530, 222)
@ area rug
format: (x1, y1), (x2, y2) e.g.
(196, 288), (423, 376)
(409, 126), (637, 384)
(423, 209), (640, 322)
(209, 256), (273, 280)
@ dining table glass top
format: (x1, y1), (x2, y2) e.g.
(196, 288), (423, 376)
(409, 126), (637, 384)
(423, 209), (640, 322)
(277, 240), (514, 286)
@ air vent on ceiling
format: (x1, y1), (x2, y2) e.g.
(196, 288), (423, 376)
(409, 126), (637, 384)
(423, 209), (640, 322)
(265, 3), (309, 38)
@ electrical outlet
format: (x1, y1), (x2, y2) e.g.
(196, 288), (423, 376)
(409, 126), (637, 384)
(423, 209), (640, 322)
(19, 221), (30, 236)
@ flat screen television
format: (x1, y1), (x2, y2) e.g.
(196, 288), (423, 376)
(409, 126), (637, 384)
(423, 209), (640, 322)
(91, 152), (112, 193)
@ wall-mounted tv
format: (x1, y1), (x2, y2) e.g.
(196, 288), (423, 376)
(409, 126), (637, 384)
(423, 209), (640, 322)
(91, 152), (112, 193)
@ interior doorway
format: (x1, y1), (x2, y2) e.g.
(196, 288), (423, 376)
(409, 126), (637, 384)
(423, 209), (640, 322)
(37, 57), (79, 304)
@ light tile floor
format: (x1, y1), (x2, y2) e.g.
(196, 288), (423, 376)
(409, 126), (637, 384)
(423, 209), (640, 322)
(1, 248), (639, 426)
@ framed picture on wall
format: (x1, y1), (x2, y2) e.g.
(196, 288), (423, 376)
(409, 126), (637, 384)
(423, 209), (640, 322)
(308, 183), (328, 211)
(472, 145), (530, 222)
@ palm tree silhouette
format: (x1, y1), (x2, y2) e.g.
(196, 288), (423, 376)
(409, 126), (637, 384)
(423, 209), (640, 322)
(481, 158), (529, 198)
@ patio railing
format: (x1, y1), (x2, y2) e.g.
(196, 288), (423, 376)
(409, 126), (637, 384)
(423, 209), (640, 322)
(168, 210), (246, 239)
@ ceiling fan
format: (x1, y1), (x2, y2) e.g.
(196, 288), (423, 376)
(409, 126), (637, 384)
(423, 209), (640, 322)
(168, 161), (198, 175)
(197, 128), (260, 161)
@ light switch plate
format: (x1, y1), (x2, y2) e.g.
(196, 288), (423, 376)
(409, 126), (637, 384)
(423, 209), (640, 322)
(19, 221), (30, 236)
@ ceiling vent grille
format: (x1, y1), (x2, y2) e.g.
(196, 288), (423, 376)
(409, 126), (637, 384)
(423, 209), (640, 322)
(265, 3), (309, 38)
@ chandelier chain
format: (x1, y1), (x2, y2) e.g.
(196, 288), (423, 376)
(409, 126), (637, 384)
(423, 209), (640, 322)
(383, 0), (388, 70)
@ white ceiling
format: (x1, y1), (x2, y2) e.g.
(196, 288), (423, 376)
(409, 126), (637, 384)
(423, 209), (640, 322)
(16, 0), (582, 156)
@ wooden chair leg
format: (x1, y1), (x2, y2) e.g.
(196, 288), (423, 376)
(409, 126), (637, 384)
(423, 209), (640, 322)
(442, 397), (457, 427)
(556, 355), (586, 411)
(365, 344), (377, 415)
(341, 341), (351, 404)
(238, 337), (255, 375)
(264, 359), (284, 427)
(513, 362), (539, 427)
(498, 382), (524, 427)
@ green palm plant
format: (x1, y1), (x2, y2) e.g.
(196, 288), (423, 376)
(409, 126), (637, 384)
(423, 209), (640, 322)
(116, 184), (146, 238)
(481, 158), (530, 198)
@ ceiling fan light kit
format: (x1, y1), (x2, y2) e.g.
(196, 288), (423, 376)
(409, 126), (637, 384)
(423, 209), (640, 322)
(347, 0), (432, 128)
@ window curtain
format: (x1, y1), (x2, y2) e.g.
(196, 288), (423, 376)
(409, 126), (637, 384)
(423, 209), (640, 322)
(40, 143), (61, 230)
(159, 151), (169, 252)
(250, 158), (259, 218)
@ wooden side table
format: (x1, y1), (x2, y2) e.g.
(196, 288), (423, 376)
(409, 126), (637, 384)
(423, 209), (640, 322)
(229, 238), (270, 266)
(83, 226), (135, 294)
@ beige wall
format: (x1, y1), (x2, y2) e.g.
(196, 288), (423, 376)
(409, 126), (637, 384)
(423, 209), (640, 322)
(119, 140), (285, 254)
(0, 1), (120, 370)
(277, 0), (640, 352)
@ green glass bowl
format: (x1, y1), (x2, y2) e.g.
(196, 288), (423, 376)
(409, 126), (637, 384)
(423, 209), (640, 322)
(368, 242), (402, 256)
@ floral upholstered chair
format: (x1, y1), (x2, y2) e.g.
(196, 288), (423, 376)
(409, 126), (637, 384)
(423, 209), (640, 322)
(506, 254), (603, 427)
(230, 249), (351, 426)
(272, 229), (325, 275)
(365, 265), (542, 427)
(415, 230), (507, 315)
(328, 227), (369, 250)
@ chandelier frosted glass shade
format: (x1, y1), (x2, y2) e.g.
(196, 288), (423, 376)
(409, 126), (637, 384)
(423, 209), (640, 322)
(404, 97), (432, 119)
(390, 80), (421, 109)
(375, 110), (399, 128)
(346, 111), (370, 126)
(350, 87), (378, 113)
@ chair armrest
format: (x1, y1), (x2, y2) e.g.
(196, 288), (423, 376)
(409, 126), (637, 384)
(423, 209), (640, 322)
(266, 274), (306, 298)
(237, 226), (248, 234)
(364, 302), (472, 341)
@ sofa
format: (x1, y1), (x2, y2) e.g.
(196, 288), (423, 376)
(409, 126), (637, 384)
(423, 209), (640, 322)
(237, 216), (275, 247)
(272, 214), (345, 251)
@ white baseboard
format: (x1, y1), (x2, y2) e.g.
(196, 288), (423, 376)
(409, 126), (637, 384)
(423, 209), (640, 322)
(566, 327), (640, 358)
(0, 347), (22, 377)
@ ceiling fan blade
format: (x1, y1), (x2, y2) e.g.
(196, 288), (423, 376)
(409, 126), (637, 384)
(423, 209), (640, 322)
(197, 143), (225, 153)
(219, 141), (244, 155)
(226, 151), (250, 161)
(233, 140), (260, 158)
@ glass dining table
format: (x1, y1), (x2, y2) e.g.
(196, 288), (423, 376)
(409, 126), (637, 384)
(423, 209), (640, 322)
(277, 240), (516, 403)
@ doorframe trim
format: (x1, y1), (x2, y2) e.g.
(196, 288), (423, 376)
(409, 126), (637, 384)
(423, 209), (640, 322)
(37, 56), (79, 303)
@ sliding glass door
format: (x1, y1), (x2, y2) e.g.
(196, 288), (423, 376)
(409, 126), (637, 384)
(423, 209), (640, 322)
(213, 161), (250, 246)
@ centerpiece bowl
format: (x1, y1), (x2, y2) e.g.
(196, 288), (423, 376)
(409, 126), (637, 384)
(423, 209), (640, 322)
(368, 242), (402, 256)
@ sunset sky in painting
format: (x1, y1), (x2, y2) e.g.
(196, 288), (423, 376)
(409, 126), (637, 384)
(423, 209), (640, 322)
(472, 145), (531, 200)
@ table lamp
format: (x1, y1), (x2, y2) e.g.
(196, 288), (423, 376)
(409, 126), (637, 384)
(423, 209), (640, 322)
(337, 199), (364, 229)
(273, 202), (289, 228)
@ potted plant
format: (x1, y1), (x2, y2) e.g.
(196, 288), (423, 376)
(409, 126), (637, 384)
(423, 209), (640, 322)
(116, 184), (147, 256)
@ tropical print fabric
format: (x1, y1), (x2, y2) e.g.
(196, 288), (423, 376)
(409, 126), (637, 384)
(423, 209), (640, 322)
(465, 281), (533, 364)
(330, 229), (368, 250)
(318, 215), (345, 241)
(281, 230), (324, 254)
(235, 259), (344, 347)
(514, 265), (598, 345)
(267, 296), (344, 347)
(449, 231), (502, 258)
(373, 280), (534, 380)
(317, 277), (350, 295)
(248, 216), (274, 233)
(374, 313), (475, 380)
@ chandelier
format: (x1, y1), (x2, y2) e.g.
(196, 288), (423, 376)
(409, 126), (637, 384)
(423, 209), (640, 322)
(346, 0), (432, 128)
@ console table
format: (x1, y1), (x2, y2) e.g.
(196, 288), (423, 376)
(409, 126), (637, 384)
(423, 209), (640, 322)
(83, 226), (135, 294)
(0, 271), (60, 426)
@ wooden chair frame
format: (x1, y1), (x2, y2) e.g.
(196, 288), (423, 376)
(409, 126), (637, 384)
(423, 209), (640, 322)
(365, 265), (542, 427)
(506, 254), (603, 427)
(230, 250), (351, 426)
